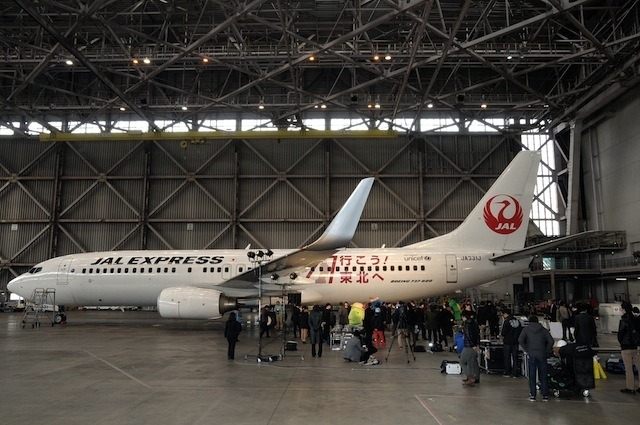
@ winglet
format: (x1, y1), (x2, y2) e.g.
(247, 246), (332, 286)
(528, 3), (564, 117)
(304, 178), (374, 251)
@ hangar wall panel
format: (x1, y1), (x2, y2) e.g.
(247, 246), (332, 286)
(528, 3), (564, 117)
(581, 85), (640, 253)
(1, 135), (515, 290)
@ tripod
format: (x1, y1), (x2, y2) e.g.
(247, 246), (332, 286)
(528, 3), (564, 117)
(385, 309), (416, 364)
(277, 277), (304, 361)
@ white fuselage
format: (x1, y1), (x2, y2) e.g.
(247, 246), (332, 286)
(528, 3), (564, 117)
(8, 248), (530, 306)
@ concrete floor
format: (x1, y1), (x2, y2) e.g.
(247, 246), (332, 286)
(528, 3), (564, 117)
(1, 310), (638, 425)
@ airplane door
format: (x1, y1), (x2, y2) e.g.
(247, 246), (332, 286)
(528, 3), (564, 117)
(222, 264), (232, 280)
(57, 258), (72, 285)
(446, 254), (458, 283)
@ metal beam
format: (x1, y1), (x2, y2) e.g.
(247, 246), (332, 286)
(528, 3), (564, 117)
(39, 130), (398, 142)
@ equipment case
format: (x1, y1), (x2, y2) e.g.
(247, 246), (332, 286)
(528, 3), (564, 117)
(440, 360), (462, 374)
(479, 340), (504, 374)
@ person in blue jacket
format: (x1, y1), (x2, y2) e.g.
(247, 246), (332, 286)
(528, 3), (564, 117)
(452, 328), (465, 354)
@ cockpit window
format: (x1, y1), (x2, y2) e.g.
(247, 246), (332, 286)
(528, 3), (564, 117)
(28, 267), (43, 274)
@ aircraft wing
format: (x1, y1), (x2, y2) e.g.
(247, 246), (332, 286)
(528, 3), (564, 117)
(489, 231), (598, 262)
(216, 177), (374, 291)
(215, 248), (339, 290)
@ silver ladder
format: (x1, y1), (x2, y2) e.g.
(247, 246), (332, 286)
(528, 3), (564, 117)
(21, 288), (56, 328)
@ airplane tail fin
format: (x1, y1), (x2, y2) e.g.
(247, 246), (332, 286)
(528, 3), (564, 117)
(409, 151), (541, 252)
(305, 177), (374, 251)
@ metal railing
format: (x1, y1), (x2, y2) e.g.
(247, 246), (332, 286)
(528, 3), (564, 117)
(531, 255), (639, 272)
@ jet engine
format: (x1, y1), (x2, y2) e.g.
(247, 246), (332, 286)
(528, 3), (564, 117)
(157, 286), (237, 319)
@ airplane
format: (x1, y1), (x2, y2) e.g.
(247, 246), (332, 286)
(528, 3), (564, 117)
(8, 150), (590, 321)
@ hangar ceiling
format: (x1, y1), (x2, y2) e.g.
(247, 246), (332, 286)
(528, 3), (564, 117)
(1, 0), (640, 135)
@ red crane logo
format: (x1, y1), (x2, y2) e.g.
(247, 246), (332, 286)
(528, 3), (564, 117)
(483, 195), (523, 234)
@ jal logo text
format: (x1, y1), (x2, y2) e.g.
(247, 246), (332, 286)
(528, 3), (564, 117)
(482, 195), (523, 234)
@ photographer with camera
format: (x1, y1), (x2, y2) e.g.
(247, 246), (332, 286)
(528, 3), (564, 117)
(344, 329), (369, 363)
(343, 329), (380, 365)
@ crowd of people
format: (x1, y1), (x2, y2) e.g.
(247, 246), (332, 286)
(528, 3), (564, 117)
(225, 298), (505, 363)
(224, 296), (640, 400)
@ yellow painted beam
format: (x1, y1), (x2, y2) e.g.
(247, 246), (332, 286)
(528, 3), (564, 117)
(39, 129), (397, 142)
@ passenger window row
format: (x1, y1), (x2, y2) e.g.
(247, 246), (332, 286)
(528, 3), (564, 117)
(77, 264), (424, 275)
(78, 266), (247, 275)
(310, 265), (426, 272)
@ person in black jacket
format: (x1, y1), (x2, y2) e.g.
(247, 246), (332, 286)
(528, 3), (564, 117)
(425, 304), (439, 344)
(460, 310), (480, 386)
(291, 304), (301, 338)
(549, 300), (558, 322)
(322, 303), (335, 345)
(438, 305), (455, 348)
(476, 301), (488, 328)
(573, 303), (598, 347)
(404, 302), (418, 348)
(618, 302), (640, 394)
(363, 303), (375, 349)
(299, 305), (310, 343)
(500, 308), (523, 377)
(224, 312), (242, 360)
(259, 305), (273, 338)
(309, 305), (324, 357)
(486, 301), (500, 338)
(415, 302), (427, 341)
(372, 307), (386, 348)
(518, 315), (554, 401)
